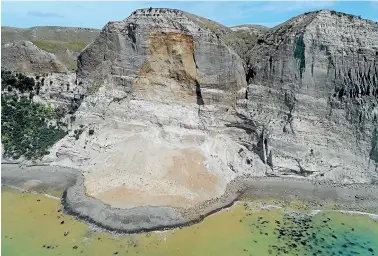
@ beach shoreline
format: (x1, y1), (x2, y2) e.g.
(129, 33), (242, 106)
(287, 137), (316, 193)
(2, 163), (378, 233)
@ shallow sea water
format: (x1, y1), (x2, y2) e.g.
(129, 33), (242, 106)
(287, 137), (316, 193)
(2, 187), (378, 256)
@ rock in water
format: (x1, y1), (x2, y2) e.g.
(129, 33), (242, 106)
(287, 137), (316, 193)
(240, 10), (378, 182)
(1, 41), (68, 73)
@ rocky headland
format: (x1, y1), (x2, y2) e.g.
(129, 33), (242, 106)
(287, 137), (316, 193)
(1, 8), (378, 233)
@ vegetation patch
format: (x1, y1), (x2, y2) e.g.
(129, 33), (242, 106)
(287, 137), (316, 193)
(223, 30), (257, 65)
(73, 126), (85, 140)
(32, 40), (66, 53)
(87, 82), (102, 94)
(1, 95), (67, 160)
(31, 40), (89, 70)
(66, 41), (87, 51)
(370, 127), (378, 164)
(32, 40), (88, 53)
(294, 34), (306, 79)
(1, 70), (68, 160)
(185, 13), (230, 36)
(1, 30), (13, 39)
(2, 70), (35, 93)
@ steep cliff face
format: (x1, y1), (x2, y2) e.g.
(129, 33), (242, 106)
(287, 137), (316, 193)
(241, 10), (378, 182)
(16, 9), (377, 212)
(2, 41), (68, 73)
(48, 8), (261, 209)
(77, 8), (246, 103)
(249, 10), (378, 92)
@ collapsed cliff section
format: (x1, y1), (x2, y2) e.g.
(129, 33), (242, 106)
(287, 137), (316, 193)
(49, 7), (267, 217)
(77, 8), (246, 104)
(241, 10), (378, 183)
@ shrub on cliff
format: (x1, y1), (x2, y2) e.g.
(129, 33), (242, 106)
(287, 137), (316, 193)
(1, 70), (35, 92)
(1, 94), (67, 160)
(1, 71), (68, 160)
(1, 94), (66, 159)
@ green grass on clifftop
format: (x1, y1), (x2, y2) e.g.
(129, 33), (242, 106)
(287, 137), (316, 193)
(32, 40), (66, 52)
(66, 41), (88, 51)
(2, 26), (99, 71)
(31, 40), (88, 70)
(32, 40), (88, 53)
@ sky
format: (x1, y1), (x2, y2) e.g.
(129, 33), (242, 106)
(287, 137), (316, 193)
(1, 1), (378, 29)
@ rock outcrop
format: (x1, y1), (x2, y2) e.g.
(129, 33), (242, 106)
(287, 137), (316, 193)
(241, 10), (378, 183)
(49, 8), (262, 211)
(2, 41), (68, 73)
(77, 8), (246, 99)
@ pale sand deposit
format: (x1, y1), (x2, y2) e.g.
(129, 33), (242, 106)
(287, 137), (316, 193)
(83, 136), (220, 209)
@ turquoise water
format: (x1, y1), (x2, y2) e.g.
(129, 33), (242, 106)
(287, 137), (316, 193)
(2, 188), (378, 256)
(268, 211), (378, 255)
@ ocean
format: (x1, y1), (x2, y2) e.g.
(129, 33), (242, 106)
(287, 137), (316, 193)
(2, 187), (378, 256)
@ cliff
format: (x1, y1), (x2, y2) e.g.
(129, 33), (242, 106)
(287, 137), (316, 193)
(48, 8), (259, 210)
(2, 9), (378, 231)
(45, 9), (378, 206)
(77, 8), (246, 100)
(239, 10), (378, 182)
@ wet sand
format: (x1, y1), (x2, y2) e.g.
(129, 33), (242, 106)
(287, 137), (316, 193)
(1, 164), (77, 194)
(242, 177), (378, 212)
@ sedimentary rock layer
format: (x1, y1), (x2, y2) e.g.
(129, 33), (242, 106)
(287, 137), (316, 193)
(239, 10), (378, 183)
(77, 8), (246, 98)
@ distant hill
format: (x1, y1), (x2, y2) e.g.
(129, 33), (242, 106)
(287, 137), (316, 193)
(2, 41), (68, 73)
(183, 12), (233, 36)
(2, 26), (100, 71)
(230, 24), (269, 37)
